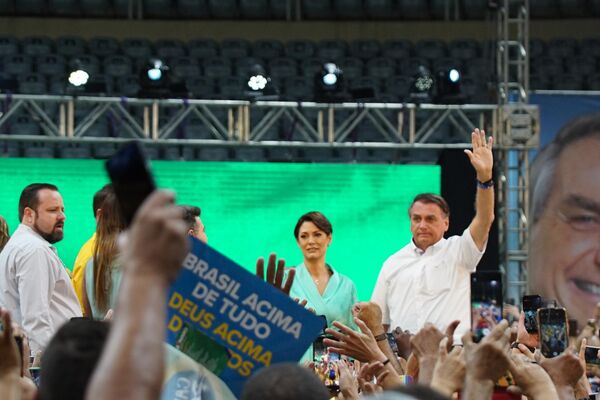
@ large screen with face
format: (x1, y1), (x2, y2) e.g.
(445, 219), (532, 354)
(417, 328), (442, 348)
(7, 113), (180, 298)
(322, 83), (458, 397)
(0, 157), (439, 300)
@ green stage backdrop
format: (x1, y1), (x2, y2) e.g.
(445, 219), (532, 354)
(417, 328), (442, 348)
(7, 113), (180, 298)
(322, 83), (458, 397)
(0, 158), (439, 300)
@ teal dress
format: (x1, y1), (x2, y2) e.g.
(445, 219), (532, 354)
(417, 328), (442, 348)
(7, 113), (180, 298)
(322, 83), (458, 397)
(287, 263), (358, 363)
(84, 258), (122, 320)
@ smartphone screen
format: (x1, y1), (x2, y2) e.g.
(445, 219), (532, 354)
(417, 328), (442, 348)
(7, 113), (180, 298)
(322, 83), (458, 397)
(471, 271), (503, 342)
(313, 335), (327, 362)
(585, 346), (600, 366)
(387, 333), (399, 355)
(522, 295), (543, 333)
(538, 307), (568, 358)
(105, 141), (156, 227)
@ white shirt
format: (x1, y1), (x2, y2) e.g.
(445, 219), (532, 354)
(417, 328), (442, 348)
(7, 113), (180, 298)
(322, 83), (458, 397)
(0, 224), (82, 353)
(371, 228), (484, 341)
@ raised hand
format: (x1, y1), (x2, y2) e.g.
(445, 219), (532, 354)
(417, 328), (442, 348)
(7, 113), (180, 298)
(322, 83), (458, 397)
(255, 253), (294, 295)
(431, 337), (466, 397)
(323, 318), (386, 363)
(464, 128), (493, 182)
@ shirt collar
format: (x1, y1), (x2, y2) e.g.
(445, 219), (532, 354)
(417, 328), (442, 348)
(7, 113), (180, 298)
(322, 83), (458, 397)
(410, 236), (446, 255)
(18, 223), (55, 249)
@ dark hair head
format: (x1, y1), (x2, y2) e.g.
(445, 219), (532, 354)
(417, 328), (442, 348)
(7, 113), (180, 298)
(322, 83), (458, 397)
(93, 183), (113, 219)
(39, 318), (110, 400)
(241, 363), (329, 400)
(409, 193), (450, 218)
(18, 183), (59, 222)
(181, 205), (201, 232)
(531, 113), (600, 224)
(293, 211), (333, 240)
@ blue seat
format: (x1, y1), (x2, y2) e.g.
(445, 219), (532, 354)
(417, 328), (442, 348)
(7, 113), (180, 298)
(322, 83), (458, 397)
(338, 57), (364, 80)
(252, 39), (284, 60)
(529, 74), (552, 90)
(588, 73), (600, 90)
(463, 58), (489, 79)
(271, 0), (290, 18)
(580, 38), (600, 58)
(300, 57), (324, 78)
(382, 40), (413, 60)
(366, 57), (397, 79)
(171, 56), (201, 79)
(398, 57), (430, 76)
(122, 38), (153, 59)
(415, 39), (447, 60)
(529, 39), (546, 60)
(36, 54), (66, 76)
(116, 75), (141, 97)
(283, 76), (314, 101)
(565, 55), (596, 76)
(208, 0), (238, 18)
(240, 0), (270, 18)
(187, 77), (216, 99)
(3, 55), (33, 75)
(103, 55), (133, 78)
(302, 0), (334, 19)
(317, 39), (347, 62)
(449, 39), (480, 60)
(350, 39), (381, 60)
(22, 36), (54, 56)
(553, 73), (584, 90)
(177, 0), (209, 18)
(187, 39), (218, 59)
(48, 0), (80, 16)
(58, 143), (92, 159)
(235, 57), (266, 77)
(268, 57), (298, 81)
(56, 36), (86, 58)
(383, 75), (411, 101)
(433, 57), (462, 73)
(532, 56), (563, 76)
(155, 39), (186, 59)
(69, 55), (101, 76)
(221, 39), (250, 59)
(547, 38), (578, 59)
(89, 37), (120, 57)
(17, 73), (47, 94)
(25, 144), (55, 158)
(0, 36), (19, 57)
(203, 57), (232, 79)
(13, 116), (43, 136)
(286, 40), (316, 60)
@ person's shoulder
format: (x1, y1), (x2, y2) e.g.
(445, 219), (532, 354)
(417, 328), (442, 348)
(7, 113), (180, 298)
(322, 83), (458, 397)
(383, 243), (412, 265)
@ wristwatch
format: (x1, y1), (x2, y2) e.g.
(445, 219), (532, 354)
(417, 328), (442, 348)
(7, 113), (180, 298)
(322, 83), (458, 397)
(477, 178), (494, 189)
(374, 333), (387, 342)
(510, 341), (536, 353)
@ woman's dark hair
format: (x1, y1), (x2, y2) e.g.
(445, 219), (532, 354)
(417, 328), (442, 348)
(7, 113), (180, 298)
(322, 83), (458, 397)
(293, 211), (332, 239)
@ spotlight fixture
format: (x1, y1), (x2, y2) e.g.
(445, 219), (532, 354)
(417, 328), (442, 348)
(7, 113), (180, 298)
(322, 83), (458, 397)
(435, 67), (465, 104)
(66, 59), (108, 95)
(314, 63), (346, 102)
(409, 65), (434, 103)
(244, 64), (278, 100)
(68, 69), (89, 87)
(138, 58), (188, 98)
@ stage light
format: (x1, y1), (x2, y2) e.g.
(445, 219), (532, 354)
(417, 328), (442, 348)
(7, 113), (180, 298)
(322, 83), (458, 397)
(410, 65), (434, 103)
(145, 59), (168, 82)
(435, 67), (464, 104)
(244, 64), (278, 100)
(315, 63), (345, 102)
(138, 58), (186, 98)
(68, 69), (89, 87)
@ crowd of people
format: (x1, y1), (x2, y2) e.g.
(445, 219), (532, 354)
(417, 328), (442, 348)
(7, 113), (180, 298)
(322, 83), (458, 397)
(0, 116), (599, 400)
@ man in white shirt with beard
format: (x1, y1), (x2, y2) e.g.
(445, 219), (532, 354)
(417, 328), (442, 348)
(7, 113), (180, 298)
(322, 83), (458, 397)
(371, 129), (495, 342)
(0, 183), (81, 353)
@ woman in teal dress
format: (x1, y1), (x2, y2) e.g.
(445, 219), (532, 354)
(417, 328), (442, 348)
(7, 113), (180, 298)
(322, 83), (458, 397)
(289, 211), (357, 331)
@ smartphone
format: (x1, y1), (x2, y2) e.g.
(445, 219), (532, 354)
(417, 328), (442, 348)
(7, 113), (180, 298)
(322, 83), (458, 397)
(471, 271), (503, 342)
(585, 345), (600, 366)
(312, 335), (339, 362)
(105, 141), (156, 227)
(522, 295), (543, 333)
(387, 333), (399, 355)
(538, 307), (568, 358)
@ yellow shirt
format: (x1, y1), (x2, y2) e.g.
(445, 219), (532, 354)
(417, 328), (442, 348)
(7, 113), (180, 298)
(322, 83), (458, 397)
(71, 233), (96, 314)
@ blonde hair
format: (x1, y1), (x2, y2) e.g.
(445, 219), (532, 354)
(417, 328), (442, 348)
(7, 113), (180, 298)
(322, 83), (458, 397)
(0, 216), (8, 252)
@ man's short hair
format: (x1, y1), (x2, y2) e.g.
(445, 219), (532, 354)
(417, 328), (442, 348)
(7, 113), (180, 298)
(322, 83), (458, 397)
(241, 363), (329, 400)
(409, 193), (450, 218)
(18, 183), (59, 222)
(293, 211), (333, 239)
(39, 318), (110, 400)
(181, 205), (201, 232)
(530, 113), (600, 224)
(92, 183), (113, 219)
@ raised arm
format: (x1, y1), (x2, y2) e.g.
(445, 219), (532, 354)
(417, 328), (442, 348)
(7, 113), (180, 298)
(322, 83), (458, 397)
(464, 128), (495, 251)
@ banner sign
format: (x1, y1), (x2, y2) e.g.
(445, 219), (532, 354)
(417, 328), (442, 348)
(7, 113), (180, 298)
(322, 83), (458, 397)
(166, 237), (324, 396)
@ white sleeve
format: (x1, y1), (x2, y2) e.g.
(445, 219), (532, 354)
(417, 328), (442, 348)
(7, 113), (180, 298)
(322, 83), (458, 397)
(458, 228), (486, 273)
(17, 248), (55, 353)
(370, 264), (390, 326)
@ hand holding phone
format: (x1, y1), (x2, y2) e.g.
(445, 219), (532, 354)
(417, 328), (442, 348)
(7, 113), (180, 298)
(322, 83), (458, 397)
(522, 295), (542, 333)
(585, 345), (600, 366)
(538, 307), (568, 358)
(471, 272), (503, 343)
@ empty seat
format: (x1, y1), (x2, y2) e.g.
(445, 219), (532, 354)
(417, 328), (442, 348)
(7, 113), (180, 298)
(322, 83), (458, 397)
(81, 0), (114, 17)
(300, 57), (324, 78)
(433, 57), (462, 73)
(580, 38), (600, 58)
(143, 0), (174, 18)
(171, 56), (201, 79)
(56, 36), (86, 58)
(235, 57), (266, 77)
(155, 39), (186, 58)
(48, 0), (81, 16)
(449, 39), (480, 60)
(547, 38), (578, 59)
(398, 0), (430, 19)
(22, 36), (53, 56)
(317, 40), (347, 62)
(398, 57), (430, 76)
(302, 0), (334, 19)
(252, 39), (284, 59)
(94, 143), (117, 158)
(208, 0), (238, 18)
(529, 38), (546, 59)
(203, 57), (232, 79)
(463, 58), (490, 79)
(89, 37), (120, 57)
(382, 40), (413, 60)
(0, 36), (19, 57)
(221, 39), (250, 59)
(116, 75), (141, 97)
(365, 0), (398, 19)
(69, 55), (101, 75)
(350, 39), (381, 60)
(197, 147), (229, 161)
(366, 57), (396, 79)
(565, 55), (596, 76)
(103, 55), (133, 78)
(462, 0), (489, 19)
(270, 0), (290, 18)
(122, 38), (153, 59)
(558, 0), (587, 17)
(338, 57), (364, 79)
(187, 77), (216, 98)
(217, 76), (244, 99)
(530, 0), (560, 18)
(268, 57), (298, 80)
(0, 1), (15, 14)
(25, 144), (55, 158)
(18, 73), (47, 94)
(240, 0), (270, 18)
(532, 56), (563, 76)
(15, 0), (46, 15)
(177, 0), (210, 18)
(383, 75), (411, 101)
(529, 73), (552, 90)
(415, 39), (447, 60)
(553, 73), (584, 90)
(58, 143), (92, 159)
(283, 76), (314, 100)
(36, 54), (66, 76)
(188, 39), (218, 59)
(588, 73), (600, 90)
(349, 76), (381, 93)
(286, 40), (316, 60)
(3, 55), (33, 75)
(12, 116), (43, 136)
(334, 0), (363, 18)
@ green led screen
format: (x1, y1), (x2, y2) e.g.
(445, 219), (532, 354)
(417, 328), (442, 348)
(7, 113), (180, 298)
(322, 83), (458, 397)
(0, 158), (439, 300)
